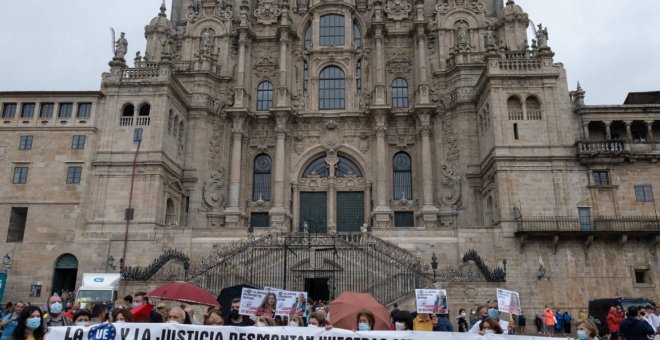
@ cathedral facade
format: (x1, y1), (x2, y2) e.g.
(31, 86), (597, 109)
(0, 0), (659, 313)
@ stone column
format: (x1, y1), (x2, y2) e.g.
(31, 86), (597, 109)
(582, 121), (590, 140)
(269, 112), (288, 230)
(604, 121), (612, 140)
(418, 111), (439, 227)
(372, 111), (391, 228)
(415, 24), (430, 105)
(291, 182), (299, 232)
(624, 121), (633, 141)
(646, 121), (654, 140)
(326, 152), (338, 233)
(225, 114), (246, 227)
(234, 32), (248, 108)
(276, 30), (289, 107)
(373, 26), (386, 105)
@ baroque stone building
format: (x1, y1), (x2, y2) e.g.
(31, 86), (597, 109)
(1, 0), (659, 314)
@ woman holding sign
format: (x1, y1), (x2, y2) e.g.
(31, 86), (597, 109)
(12, 306), (45, 340)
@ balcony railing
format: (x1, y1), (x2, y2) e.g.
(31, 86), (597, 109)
(577, 140), (660, 159)
(577, 140), (626, 154)
(515, 216), (660, 235)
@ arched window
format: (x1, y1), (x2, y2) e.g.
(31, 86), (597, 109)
(353, 21), (362, 48)
(320, 14), (345, 46)
(304, 22), (312, 49)
(256, 81), (274, 111)
(138, 104), (151, 116)
(526, 96), (542, 120)
(391, 78), (409, 108)
(178, 121), (185, 144)
(303, 156), (329, 178)
(336, 156), (362, 177)
(507, 96), (523, 120)
(122, 104), (134, 117)
(166, 198), (176, 227)
(252, 154), (272, 201)
(319, 66), (345, 110)
(356, 59), (362, 95)
(393, 152), (412, 200)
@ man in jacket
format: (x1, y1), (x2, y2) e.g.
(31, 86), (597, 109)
(620, 306), (655, 340)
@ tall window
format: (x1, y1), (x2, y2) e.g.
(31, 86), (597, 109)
(19, 136), (33, 150)
(507, 96), (523, 120)
(6, 207), (28, 243)
(393, 152), (412, 200)
(21, 103), (35, 118)
(66, 166), (83, 184)
(178, 122), (185, 144)
(58, 103), (73, 118)
(319, 14), (345, 46)
(71, 135), (86, 149)
(303, 62), (309, 96)
(252, 154), (272, 201)
(353, 21), (362, 48)
(256, 81), (274, 111)
(319, 66), (345, 110)
(304, 22), (312, 49)
(166, 199), (176, 227)
(39, 103), (54, 118)
(578, 207), (592, 230)
(592, 170), (610, 186)
(356, 59), (362, 95)
(77, 103), (92, 118)
(391, 78), (409, 108)
(2, 103), (16, 119)
(12, 167), (29, 184)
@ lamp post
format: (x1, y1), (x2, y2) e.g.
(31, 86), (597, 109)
(431, 252), (438, 279)
(183, 259), (190, 281)
(2, 254), (12, 269)
(106, 255), (116, 271)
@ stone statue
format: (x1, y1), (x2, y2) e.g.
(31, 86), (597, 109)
(484, 29), (495, 49)
(297, 0), (308, 11)
(201, 29), (214, 51)
(536, 24), (548, 48)
(456, 23), (469, 46)
(134, 51), (142, 67)
(114, 32), (128, 59)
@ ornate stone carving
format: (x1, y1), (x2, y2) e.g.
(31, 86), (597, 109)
(186, 1), (233, 23)
(254, 0), (281, 25)
(200, 28), (215, 54)
(323, 120), (339, 147)
(203, 168), (227, 208)
(253, 54), (279, 78)
(386, 48), (413, 76)
(384, 0), (412, 21)
(439, 111), (462, 208)
(435, 0), (485, 14)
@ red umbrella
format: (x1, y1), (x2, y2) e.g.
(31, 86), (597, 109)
(146, 282), (219, 307)
(130, 303), (154, 322)
(328, 292), (391, 330)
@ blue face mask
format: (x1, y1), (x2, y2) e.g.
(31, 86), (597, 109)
(358, 322), (370, 331)
(26, 317), (41, 330)
(488, 308), (500, 319)
(50, 302), (63, 314)
(577, 330), (588, 340)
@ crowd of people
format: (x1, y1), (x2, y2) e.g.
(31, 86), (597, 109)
(0, 293), (658, 340)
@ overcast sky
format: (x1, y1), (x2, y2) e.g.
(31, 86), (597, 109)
(0, 0), (658, 105)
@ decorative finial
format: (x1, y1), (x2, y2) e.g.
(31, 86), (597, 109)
(159, 0), (167, 17)
(576, 81), (583, 91)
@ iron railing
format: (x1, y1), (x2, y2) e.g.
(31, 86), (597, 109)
(576, 140), (627, 154)
(516, 216), (660, 233)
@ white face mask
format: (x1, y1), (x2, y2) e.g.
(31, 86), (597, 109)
(168, 320), (180, 324)
(114, 320), (125, 324)
(461, 312), (467, 317)
(75, 321), (88, 327)
(395, 322), (406, 330)
(256, 322), (266, 327)
(289, 321), (298, 327)
(484, 330), (495, 336)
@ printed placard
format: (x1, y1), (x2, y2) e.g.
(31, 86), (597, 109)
(496, 288), (521, 315)
(415, 289), (448, 314)
(275, 291), (308, 316)
(239, 288), (268, 316)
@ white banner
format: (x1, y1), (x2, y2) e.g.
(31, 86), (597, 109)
(46, 323), (556, 340)
(496, 288), (521, 315)
(275, 290), (307, 317)
(415, 289), (447, 314)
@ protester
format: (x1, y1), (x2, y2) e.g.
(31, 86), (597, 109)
(555, 309), (564, 335)
(204, 308), (224, 326)
(575, 319), (599, 340)
(72, 310), (92, 327)
(534, 313), (542, 335)
(134, 292), (163, 323)
(608, 306), (624, 340)
(309, 311), (327, 327)
(469, 300), (510, 334)
(545, 305), (556, 337)
(469, 308), (478, 327)
(90, 303), (108, 324)
(184, 306), (201, 325)
(12, 306), (45, 340)
(412, 313), (436, 331)
(123, 295), (133, 309)
(518, 310), (527, 335)
(0, 301), (25, 340)
(393, 311), (413, 331)
(225, 298), (254, 326)
(620, 306), (655, 340)
(356, 310), (375, 331)
(457, 308), (469, 332)
(437, 313), (453, 332)
(44, 294), (72, 328)
(289, 316), (305, 327)
(167, 307), (188, 324)
(390, 303), (400, 323)
(563, 310), (572, 334)
(112, 309), (132, 323)
(63, 301), (80, 320)
(479, 317), (504, 335)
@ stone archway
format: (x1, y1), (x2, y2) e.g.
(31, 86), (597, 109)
(296, 151), (368, 233)
(51, 253), (78, 297)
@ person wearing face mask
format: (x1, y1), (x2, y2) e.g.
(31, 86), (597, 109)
(12, 305), (45, 340)
(355, 310), (375, 331)
(392, 311), (413, 331)
(1, 301), (25, 340)
(112, 309), (132, 323)
(225, 298), (254, 326)
(479, 317), (504, 336)
(44, 294), (72, 328)
(469, 300), (511, 334)
(73, 310), (92, 327)
(574, 319), (599, 340)
(469, 308), (479, 326)
(289, 316), (305, 327)
(457, 308), (469, 332)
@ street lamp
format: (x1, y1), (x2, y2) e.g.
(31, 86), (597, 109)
(183, 259), (190, 281)
(2, 254), (12, 269)
(106, 255), (116, 271)
(431, 252), (438, 279)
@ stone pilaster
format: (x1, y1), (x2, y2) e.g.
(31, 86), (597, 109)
(269, 111), (289, 230)
(418, 110), (439, 227)
(224, 112), (247, 228)
(372, 110), (391, 228)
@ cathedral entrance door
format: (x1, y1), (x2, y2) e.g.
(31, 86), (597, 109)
(336, 192), (364, 232)
(300, 192), (327, 233)
(304, 277), (329, 302)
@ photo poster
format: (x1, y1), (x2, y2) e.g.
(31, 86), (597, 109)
(275, 291), (308, 316)
(496, 288), (521, 315)
(415, 289), (448, 314)
(239, 288), (268, 316)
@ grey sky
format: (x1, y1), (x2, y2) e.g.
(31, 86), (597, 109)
(0, 0), (658, 105)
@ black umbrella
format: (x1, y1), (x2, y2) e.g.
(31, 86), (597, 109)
(217, 284), (259, 318)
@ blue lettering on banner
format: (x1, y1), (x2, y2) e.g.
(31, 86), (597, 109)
(87, 323), (117, 340)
